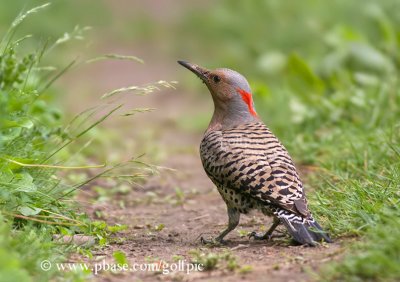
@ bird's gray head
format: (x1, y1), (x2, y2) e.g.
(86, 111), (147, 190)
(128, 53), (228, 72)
(178, 60), (258, 127)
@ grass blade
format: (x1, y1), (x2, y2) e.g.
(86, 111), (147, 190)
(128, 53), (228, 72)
(86, 53), (144, 64)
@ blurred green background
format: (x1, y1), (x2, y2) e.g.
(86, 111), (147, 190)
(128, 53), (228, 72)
(2, 0), (399, 137)
(1, 0), (399, 281)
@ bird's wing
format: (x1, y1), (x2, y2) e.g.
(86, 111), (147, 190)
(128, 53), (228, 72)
(202, 122), (310, 217)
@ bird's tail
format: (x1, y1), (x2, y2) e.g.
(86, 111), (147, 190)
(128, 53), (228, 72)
(276, 209), (332, 246)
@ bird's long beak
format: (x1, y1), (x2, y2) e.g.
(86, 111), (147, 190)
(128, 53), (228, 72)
(178, 60), (209, 81)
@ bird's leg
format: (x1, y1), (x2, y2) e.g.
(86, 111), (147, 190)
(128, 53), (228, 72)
(201, 206), (240, 245)
(249, 217), (282, 241)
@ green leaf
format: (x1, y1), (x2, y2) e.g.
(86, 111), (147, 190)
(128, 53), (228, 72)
(0, 128), (22, 142)
(353, 72), (379, 87)
(113, 250), (128, 265)
(286, 53), (325, 96)
(18, 206), (41, 216)
(0, 117), (34, 129)
(13, 173), (37, 192)
(2, 156), (35, 171)
(107, 224), (128, 233)
(0, 169), (14, 182)
(154, 223), (165, 232)
(348, 43), (393, 73)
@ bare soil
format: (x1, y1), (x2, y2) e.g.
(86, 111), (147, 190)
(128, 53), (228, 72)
(85, 158), (343, 282)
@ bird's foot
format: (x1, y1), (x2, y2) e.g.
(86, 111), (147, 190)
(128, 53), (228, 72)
(248, 231), (272, 241)
(200, 236), (227, 246)
(248, 231), (286, 241)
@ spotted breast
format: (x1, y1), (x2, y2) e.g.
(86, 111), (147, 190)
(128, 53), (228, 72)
(200, 121), (308, 217)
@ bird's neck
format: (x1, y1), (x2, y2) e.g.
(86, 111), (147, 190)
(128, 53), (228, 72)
(207, 104), (260, 133)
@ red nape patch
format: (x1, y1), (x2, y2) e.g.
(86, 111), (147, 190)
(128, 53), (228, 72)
(237, 88), (257, 117)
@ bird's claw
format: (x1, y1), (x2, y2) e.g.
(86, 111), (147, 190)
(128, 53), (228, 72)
(248, 231), (287, 241)
(200, 236), (227, 246)
(248, 231), (271, 241)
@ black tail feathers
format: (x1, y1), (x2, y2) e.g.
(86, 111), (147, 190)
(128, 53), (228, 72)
(279, 215), (332, 246)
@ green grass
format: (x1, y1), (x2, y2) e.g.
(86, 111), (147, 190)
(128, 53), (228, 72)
(0, 5), (100, 280)
(0, 0), (108, 40)
(323, 212), (400, 282)
(0, 5), (160, 281)
(177, 1), (400, 281)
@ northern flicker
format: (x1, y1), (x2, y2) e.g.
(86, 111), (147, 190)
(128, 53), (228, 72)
(178, 60), (332, 246)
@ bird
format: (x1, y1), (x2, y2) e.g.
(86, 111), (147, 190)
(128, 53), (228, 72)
(178, 60), (332, 246)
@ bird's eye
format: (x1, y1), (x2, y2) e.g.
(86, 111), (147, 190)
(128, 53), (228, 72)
(213, 75), (221, 83)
